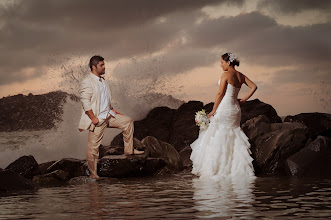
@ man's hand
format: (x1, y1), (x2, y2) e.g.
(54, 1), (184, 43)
(92, 117), (99, 125)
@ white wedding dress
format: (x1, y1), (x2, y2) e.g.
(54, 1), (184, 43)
(190, 80), (255, 179)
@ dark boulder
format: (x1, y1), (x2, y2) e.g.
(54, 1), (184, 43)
(99, 144), (123, 158)
(142, 136), (183, 171)
(178, 146), (193, 169)
(135, 106), (176, 142)
(286, 136), (331, 177)
(97, 155), (165, 178)
(0, 91), (74, 132)
(38, 161), (56, 175)
(284, 113), (331, 140)
(5, 155), (40, 179)
(240, 99), (282, 125)
(203, 102), (214, 113)
(169, 101), (204, 152)
(248, 122), (308, 175)
(47, 158), (88, 178)
(0, 170), (35, 191)
(242, 115), (272, 143)
(32, 170), (70, 186)
(109, 138), (146, 156)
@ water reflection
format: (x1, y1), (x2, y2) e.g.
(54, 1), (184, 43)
(192, 176), (256, 219)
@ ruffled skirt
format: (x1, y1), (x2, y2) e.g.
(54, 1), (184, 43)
(190, 121), (255, 179)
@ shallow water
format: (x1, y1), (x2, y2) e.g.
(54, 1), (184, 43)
(1, 174), (330, 219)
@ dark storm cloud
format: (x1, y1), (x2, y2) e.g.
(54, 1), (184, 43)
(257, 0), (331, 14)
(188, 12), (331, 68)
(0, 0), (243, 85)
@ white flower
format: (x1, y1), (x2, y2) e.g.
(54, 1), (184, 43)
(195, 109), (210, 131)
(228, 53), (238, 62)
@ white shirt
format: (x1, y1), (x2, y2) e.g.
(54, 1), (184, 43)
(90, 73), (116, 119)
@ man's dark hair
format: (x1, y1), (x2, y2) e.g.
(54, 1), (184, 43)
(89, 55), (104, 71)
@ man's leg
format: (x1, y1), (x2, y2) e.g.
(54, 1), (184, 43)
(108, 114), (143, 155)
(87, 122), (107, 178)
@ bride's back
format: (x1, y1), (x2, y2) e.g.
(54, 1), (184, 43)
(226, 71), (245, 88)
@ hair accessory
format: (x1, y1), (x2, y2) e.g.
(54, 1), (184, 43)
(228, 53), (238, 62)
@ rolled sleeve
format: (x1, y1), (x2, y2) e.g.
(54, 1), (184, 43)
(80, 79), (93, 112)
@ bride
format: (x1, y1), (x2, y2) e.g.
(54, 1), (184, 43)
(190, 52), (257, 179)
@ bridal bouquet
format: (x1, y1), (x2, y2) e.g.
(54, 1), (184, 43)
(195, 109), (210, 130)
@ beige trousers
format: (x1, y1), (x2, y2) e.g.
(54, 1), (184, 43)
(86, 114), (134, 176)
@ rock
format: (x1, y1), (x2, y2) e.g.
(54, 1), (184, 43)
(32, 170), (69, 186)
(0, 91), (76, 132)
(39, 161), (56, 175)
(203, 102), (214, 113)
(286, 136), (331, 177)
(99, 145), (123, 158)
(68, 176), (97, 185)
(141, 158), (167, 176)
(284, 113), (331, 140)
(68, 176), (118, 185)
(108, 138), (145, 157)
(250, 122), (308, 175)
(98, 155), (165, 178)
(5, 155), (40, 179)
(178, 147), (192, 169)
(242, 115), (271, 142)
(47, 158), (88, 178)
(0, 170), (35, 191)
(142, 136), (183, 171)
(134, 106), (176, 142)
(153, 166), (175, 176)
(240, 99), (282, 125)
(169, 101), (204, 152)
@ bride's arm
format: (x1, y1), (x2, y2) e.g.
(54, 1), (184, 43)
(240, 74), (257, 103)
(208, 73), (228, 118)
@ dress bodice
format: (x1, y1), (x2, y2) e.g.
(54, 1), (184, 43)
(218, 79), (241, 100)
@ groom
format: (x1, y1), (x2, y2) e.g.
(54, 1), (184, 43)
(78, 55), (144, 178)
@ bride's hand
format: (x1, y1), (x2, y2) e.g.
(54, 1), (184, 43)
(208, 110), (215, 118)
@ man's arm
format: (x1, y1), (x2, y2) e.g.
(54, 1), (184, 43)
(80, 79), (99, 125)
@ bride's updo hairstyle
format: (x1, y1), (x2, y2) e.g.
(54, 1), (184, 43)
(222, 52), (240, 67)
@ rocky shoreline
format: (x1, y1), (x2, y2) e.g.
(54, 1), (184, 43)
(1, 95), (330, 192)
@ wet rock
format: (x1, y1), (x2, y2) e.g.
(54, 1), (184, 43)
(99, 145), (123, 158)
(142, 136), (183, 171)
(0, 91), (74, 132)
(141, 158), (166, 176)
(111, 106), (175, 147)
(169, 101), (204, 152)
(240, 99), (282, 125)
(32, 170), (69, 186)
(178, 147), (192, 169)
(250, 122), (308, 175)
(98, 154), (165, 178)
(47, 158), (88, 178)
(242, 115), (271, 142)
(284, 113), (331, 140)
(154, 166), (175, 176)
(5, 155), (40, 179)
(68, 176), (97, 185)
(109, 137), (146, 154)
(134, 106), (176, 142)
(39, 161), (56, 175)
(286, 136), (331, 177)
(0, 170), (35, 191)
(203, 102), (214, 113)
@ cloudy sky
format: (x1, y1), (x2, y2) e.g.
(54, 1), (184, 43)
(0, 0), (330, 116)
